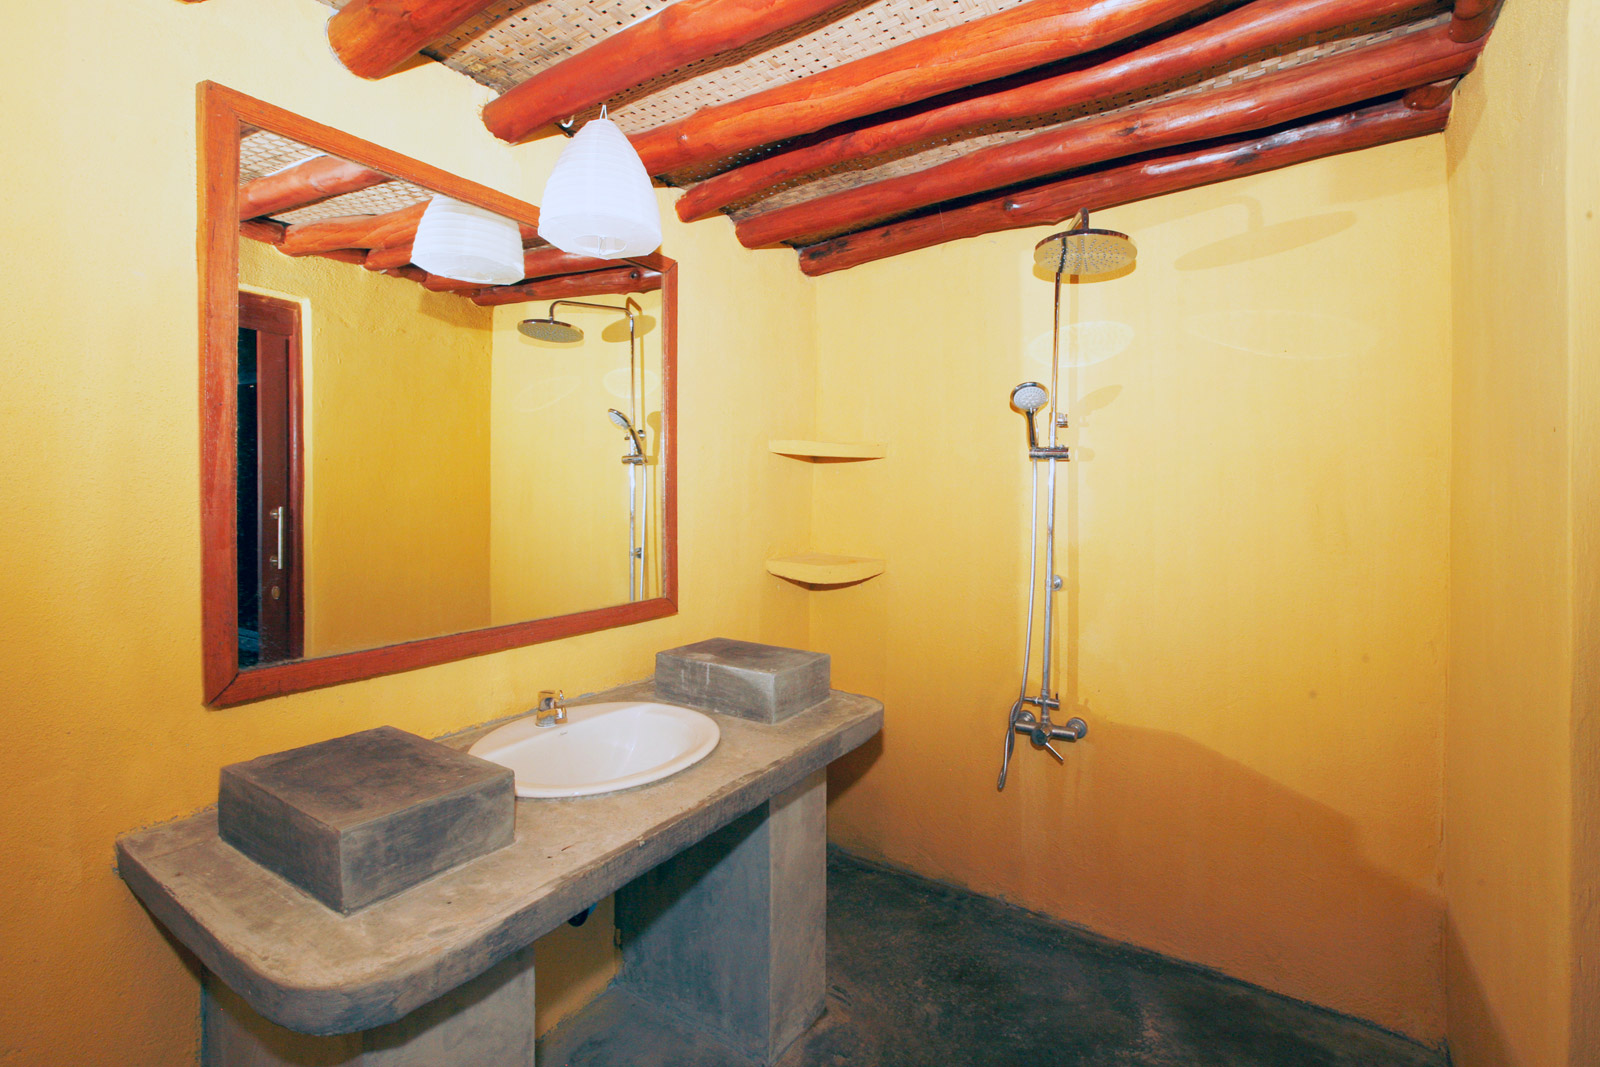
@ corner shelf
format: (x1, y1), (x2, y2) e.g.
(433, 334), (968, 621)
(768, 439), (888, 461)
(765, 553), (885, 586)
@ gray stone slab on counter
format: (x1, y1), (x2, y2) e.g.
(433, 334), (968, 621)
(656, 638), (831, 724)
(116, 681), (881, 1038)
(218, 726), (514, 914)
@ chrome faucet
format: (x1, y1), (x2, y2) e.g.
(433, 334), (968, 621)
(534, 689), (568, 728)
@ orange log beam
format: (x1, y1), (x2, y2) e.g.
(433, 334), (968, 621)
(1403, 77), (1461, 109)
(1449, 0), (1502, 41)
(280, 202), (427, 255)
(363, 243), (415, 270)
(471, 268), (663, 306)
(629, 0), (1222, 176)
(239, 156), (392, 219)
(240, 219), (286, 245)
(737, 23), (1481, 248)
(284, 204), (536, 257)
(520, 247), (618, 279)
(675, 0), (1429, 222)
(798, 97), (1449, 276)
(483, 0), (847, 145)
(327, 0), (497, 80)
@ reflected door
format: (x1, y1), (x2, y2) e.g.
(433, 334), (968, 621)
(237, 292), (304, 666)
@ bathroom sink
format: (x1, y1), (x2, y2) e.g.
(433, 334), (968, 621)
(468, 701), (720, 798)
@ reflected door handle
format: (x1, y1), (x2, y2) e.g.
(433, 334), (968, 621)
(269, 506), (287, 571)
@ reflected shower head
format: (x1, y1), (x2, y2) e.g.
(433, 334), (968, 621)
(608, 408), (645, 457)
(518, 316), (584, 343)
(1034, 211), (1136, 278)
(1011, 382), (1048, 451)
(1011, 382), (1049, 414)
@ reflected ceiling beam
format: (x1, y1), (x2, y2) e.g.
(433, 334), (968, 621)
(240, 219), (286, 245)
(1449, 0), (1502, 42)
(281, 203), (538, 256)
(471, 267), (662, 306)
(797, 97), (1449, 275)
(279, 202), (428, 255)
(628, 0), (1221, 176)
(327, 0), (498, 80)
(736, 22), (1481, 247)
(483, 0), (848, 145)
(239, 156), (393, 219)
(675, 0), (1430, 222)
(520, 247), (620, 279)
(361, 244), (619, 278)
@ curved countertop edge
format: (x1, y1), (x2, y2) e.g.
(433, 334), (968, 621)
(116, 683), (883, 1036)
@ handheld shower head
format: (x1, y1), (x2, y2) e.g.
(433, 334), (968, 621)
(607, 408), (645, 457)
(1011, 382), (1048, 451)
(1011, 382), (1048, 414)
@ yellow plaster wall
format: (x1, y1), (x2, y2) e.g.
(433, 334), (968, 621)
(239, 240), (493, 656)
(0, 1), (817, 1063)
(811, 139), (1453, 1042)
(489, 290), (665, 624)
(1443, 0), (1600, 1063)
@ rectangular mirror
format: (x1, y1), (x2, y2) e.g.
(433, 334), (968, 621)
(201, 84), (676, 706)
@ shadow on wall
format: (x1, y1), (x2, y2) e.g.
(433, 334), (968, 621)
(829, 717), (1447, 1043)
(1443, 919), (1515, 1067)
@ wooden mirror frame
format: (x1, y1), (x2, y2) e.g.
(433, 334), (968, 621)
(199, 83), (677, 706)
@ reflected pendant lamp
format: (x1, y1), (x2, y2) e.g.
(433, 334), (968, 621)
(538, 106), (661, 259)
(412, 195), (525, 285)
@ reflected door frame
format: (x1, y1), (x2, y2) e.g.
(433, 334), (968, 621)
(237, 291), (305, 663)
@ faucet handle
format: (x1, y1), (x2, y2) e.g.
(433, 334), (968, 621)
(537, 689), (565, 710)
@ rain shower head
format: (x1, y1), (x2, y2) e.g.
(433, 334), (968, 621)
(608, 408), (645, 457)
(1011, 382), (1048, 451)
(518, 316), (584, 343)
(1034, 211), (1136, 278)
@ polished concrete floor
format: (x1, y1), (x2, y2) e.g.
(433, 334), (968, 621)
(538, 850), (1445, 1067)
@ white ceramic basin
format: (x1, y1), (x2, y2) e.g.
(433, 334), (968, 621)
(468, 701), (720, 798)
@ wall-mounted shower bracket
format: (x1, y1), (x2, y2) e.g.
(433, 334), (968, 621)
(1028, 446), (1071, 461)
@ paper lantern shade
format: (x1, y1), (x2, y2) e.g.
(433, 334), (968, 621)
(538, 115), (662, 259)
(411, 196), (526, 285)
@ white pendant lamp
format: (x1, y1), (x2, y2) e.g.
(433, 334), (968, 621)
(538, 106), (661, 259)
(411, 195), (525, 285)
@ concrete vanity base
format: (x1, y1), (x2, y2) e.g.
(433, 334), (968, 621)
(202, 944), (538, 1067)
(618, 769), (826, 1066)
(117, 682), (882, 1067)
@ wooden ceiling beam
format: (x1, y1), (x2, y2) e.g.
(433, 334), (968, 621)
(282, 203), (536, 257)
(520, 247), (620, 280)
(327, 0), (498, 80)
(483, 0), (848, 145)
(1402, 77), (1461, 109)
(737, 23), (1481, 248)
(240, 219), (287, 245)
(239, 156), (393, 219)
(280, 202), (427, 255)
(798, 97), (1450, 275)
(675, 0), (1430, 223)
(1450, 0), (1502, 42)
(629, 0), (1223, 176)
(471, 267), (662, 306)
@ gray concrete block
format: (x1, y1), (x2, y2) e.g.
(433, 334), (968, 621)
(615, 769), (827, 1065)
(218, 726), (514, 914)
(656, 638), (830, 723)
(203, 945), (537, 1067)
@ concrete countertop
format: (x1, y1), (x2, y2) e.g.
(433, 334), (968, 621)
(116, 681), (882, 1037)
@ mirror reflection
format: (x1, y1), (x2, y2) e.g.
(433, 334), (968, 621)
(233, 129), (666, 669)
